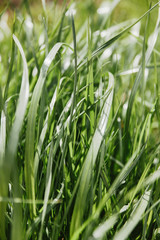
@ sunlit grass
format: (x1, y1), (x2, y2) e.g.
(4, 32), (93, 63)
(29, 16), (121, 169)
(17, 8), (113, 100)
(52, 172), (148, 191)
(0, 0), (160, 239)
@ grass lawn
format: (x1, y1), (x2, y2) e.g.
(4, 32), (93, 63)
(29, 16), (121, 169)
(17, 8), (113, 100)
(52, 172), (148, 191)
(0, 0), (160, 239)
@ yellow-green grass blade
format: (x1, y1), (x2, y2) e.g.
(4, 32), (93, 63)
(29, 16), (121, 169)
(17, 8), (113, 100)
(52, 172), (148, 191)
(24, 42), (64, 217)
(70, 72), (114, 237)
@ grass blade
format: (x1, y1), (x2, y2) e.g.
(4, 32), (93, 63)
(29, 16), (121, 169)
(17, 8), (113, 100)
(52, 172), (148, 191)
(0, 34), (29, 240)
(91, 214), (118, 240)
(6, 34), (29, 169)
(24, 42), (64, 217)
(113, 190), (151, 240)
(125, 2), (160, 146)
(70, 72), (114, 237)
(38, 141), (54, 240)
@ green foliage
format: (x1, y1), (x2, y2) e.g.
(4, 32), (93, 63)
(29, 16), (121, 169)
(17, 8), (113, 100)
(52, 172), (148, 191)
(0, 0), (160, 239)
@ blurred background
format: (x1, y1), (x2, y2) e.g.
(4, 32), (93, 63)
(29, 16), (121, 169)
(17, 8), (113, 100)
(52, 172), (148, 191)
(0, 0), (159, 19)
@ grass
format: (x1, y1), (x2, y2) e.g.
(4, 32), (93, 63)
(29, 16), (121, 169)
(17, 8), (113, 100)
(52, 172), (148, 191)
(0, 0), (160, 239)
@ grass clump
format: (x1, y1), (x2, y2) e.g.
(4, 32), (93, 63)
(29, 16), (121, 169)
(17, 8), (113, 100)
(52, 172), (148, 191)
(0, 0), (160, 239)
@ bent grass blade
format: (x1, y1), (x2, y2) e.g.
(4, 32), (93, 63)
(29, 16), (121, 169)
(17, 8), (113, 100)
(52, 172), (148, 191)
(24, 42), (65, 217)
(70, 72), (114, 237)
(125, 2), (160, 140)
(113, 190), (151, 240)
(0, 34), (29, 240)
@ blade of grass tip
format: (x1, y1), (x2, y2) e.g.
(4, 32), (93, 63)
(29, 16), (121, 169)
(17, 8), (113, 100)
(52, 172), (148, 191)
(24, 42), (64, 218)
(70, 72), (114, 237)
(125, 2), (160, 148)
(113, 190), (151, 240)
(77, 1), (160, 72)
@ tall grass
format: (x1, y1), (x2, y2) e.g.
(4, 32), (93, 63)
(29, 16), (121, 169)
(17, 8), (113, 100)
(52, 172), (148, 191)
(0, 0), (160, 239)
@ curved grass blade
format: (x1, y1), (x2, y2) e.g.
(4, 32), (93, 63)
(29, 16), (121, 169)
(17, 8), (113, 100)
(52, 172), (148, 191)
(70, 72), (114, 237)
(24, 42), (64, 217)
(26, 183), (64, 239)
(113, 190), (151, 240)
(3, 34), (29, 240)
(6, 35), (29, 169)
(34, 77), (64, 180)
(91, 214), (118, 240)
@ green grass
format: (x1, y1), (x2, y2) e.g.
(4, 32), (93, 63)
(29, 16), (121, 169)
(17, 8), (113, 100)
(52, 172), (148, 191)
(0, 0), (160, 239)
